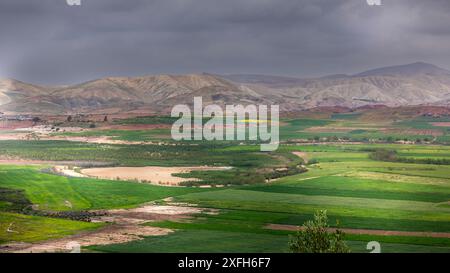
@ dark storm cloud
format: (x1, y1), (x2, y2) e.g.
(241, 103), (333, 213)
(1, 0), (450, 84)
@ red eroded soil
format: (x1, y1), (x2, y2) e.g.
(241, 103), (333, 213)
(432, 122), (450, 127)
(0, 120), (34, 130)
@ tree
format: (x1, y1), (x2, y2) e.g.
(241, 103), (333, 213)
(288, 210), (350, 253)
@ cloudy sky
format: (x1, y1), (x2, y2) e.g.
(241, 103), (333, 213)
(1, 0), (450, 84)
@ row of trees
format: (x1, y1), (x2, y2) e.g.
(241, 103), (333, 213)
(369, 148), (450, 165)
(66, 115), (108, 122)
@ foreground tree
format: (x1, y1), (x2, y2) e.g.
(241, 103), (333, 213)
(288, 210), (350, 253)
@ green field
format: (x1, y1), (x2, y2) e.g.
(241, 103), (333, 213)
(1, 113), (450, 252)
(0, 212), (102, 244)
(89, 142), (450, 253)
(0, 165), (207, 212)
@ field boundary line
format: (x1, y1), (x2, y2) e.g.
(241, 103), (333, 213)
(265, 223), (450, 238)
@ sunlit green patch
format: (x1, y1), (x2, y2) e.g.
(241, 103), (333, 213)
(0, 212), (103, 244)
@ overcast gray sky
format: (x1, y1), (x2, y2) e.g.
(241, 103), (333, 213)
(1, 0), (450, 84)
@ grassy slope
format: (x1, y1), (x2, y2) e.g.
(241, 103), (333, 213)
(0, 212), (102, 244)
(0, 165), (209, 211)
(0, 165), (215, 244)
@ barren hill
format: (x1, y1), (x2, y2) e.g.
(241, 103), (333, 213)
(0, 79), (52, 105)
(355, 62), (450, 77)
(1, 62), (450, 114)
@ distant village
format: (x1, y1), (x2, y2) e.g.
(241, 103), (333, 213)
(0, 112), (108, 123)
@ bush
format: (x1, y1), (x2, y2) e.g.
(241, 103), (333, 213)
(369, 148), (397, 161)
(289, 210), (350, 253)
(307, 158), (319, 165)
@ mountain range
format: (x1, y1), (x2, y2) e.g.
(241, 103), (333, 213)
(1, 62), (450, 114)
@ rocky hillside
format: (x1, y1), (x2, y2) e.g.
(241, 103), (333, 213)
(1, 62), (450, 114)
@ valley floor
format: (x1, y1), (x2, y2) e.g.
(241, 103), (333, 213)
(1, 114), (450, 253)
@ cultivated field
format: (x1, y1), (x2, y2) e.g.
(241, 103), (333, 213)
(1, 108), (450, 253)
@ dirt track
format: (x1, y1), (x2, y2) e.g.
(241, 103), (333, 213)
(266, 224), (450, 238)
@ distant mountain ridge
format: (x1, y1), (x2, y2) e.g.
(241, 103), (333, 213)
(355, 62), (450, 77)
(221, 74), (307, 88)
(1, 62), (450, 114)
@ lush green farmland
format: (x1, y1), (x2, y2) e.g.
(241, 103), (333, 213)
(0, 165), (206, 211)
(0, 165), (212, 244)
(1, 112), (450, 252)
(0, 212), (102, 244)
(53, 113), (450, 143)
(0, 140), (291, 168)
(87, 143), (450, 253)
(56, 128), (172, 142)
(89, 230), (290, 253)
(90, 209), (450, 253)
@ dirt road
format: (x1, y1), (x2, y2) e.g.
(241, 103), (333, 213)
(266, 224), (450, 238)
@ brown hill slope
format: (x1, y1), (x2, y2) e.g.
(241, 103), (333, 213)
(0, 78), (51, 106)
(1, 62), (450, 114)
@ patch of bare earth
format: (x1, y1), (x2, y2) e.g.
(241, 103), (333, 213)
(266, 224), (450, 238)
(81, 166), (231, 186)
(432, 122), (450, 127)
(0, 120), (34, 130)
(40, 135), (177, 145)
(0, 133), (29, 141)
(0, 159), (51, 165)
(4, 125), (160, 145)
(1, 204), (213, 253)
(53, 166), (87, 178)
(41, 135), (147, 145)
